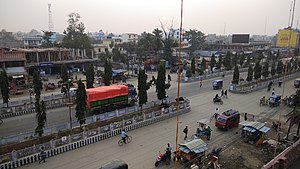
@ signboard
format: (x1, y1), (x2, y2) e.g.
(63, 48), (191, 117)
(40, 62), (53, 66)
(232, 34), (250, 43)
(277, 29), (299, 48)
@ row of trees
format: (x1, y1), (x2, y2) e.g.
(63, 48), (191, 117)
(232, 57), (298, 84)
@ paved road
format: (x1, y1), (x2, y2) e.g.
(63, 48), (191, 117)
(15, 74), (299, 169)
(0, 71), (244, 137)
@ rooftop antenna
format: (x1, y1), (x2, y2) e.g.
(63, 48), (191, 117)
(48, 3), (54, 32)
(223, 22), (226, 35)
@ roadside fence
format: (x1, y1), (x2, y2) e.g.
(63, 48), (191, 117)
(230, 70), (300, 94)
(0, 99), (190, 168)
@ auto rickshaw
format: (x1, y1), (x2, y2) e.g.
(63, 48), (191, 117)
(173, 139), (208, 165)
(212, 79), (223, 90)
(190, 119), (210, 140)
(215, 109), (240, 130)
(269, 95), (281, 107)
(240, 121), (270, 144)
(294, 79), (300, 88)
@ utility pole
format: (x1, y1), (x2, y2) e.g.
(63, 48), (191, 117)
(175, 0), (183, 165)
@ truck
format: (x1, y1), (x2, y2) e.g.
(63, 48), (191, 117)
(86, 84), (138, 114)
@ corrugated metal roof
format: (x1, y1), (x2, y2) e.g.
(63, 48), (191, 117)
(178, 139), (208, 154)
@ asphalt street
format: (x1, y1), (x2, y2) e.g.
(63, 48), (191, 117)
(0, 71), (242, 137)
(13, 73), (299, 169)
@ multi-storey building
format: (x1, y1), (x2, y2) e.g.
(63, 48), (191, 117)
(23, 36), (43, 48)
(0, 48), (27, 88)
(121, 33), (139, 43)
(22, 47), (97, 76)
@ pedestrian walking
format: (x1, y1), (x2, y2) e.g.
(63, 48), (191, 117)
(205, 126), (212, 140)
(165, 148), (171, 165)
(221, 89), (224, 98)
(213, 108), (219, 119)
(39, 146), (46, 164)
(224, 90), (228, 98)
(200, 80), (202, 88)
(183, 126), (188, 140)
(244, 113), (248, 121)
(272, 88), (275, 95)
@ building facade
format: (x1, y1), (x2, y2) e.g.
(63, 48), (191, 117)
(121, 33), (139, 43)
(0, 48), (27, 88)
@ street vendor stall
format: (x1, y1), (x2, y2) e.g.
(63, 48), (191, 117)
(240, 121), (270, 144)
(174, 139), (208, 165)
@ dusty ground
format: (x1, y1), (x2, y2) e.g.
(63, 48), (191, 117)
(217, 117), (295, 169)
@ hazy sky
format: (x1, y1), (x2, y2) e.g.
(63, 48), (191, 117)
(0, 0), (299, 36)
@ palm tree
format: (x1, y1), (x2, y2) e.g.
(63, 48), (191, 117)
(152, 28), (163, 56)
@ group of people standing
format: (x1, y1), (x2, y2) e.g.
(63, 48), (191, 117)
(221, 89), (228, 98)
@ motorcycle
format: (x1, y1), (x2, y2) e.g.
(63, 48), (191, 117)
(206, 147), (222, 161)
(155, 152), (166, 167)
(213, 97), (223, 105)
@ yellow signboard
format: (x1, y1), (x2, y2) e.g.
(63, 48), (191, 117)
(277, 29), (299, 48)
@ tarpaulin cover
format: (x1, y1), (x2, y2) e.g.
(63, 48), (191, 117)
(86, 85), (128, 108)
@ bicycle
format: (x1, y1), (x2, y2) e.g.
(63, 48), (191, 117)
(118, 135), (132, 146)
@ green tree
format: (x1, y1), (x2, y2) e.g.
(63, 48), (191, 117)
(62, 13), (92, 50)
(239, 53), (246, 67)
(33, 70), (46, 137)
(138, 69), (148, 109)
(223, 51), (232, 70)
(191, 57), (196, 75)
(271, 62), (276, 77)
(112, 46), (123, 62)
(231, 53), (238, 67)
(137, 32), (154, 57)
(75, 79), (86, 126)
(33, 70), (43, 100)
(216, 54), (222, 69)
(35, 100), (47, 137)
(138, 70), (155, 112)
(210, 54), (216, 71)
(161, 26), (178, 65)
(41, 31), (54, 47)
(254, 62), (262, 80)
(152, 28), (163, 55)
(201, 58), (206, 71)
(0, 70), (10, 107)
(276, 60), (284, 75)
(246, 64), (253, 82)
(61, 63), (69, 83)
(186, 67), (192, 78)
(232, 66), (240, 84)
(121, 41), (137, 56)
(85, 64), (95, 89)
(185, 29), (206, 55)
(262, 62), (269, 78)
(156, 61), (170, 102)
(104, 57), (112, 86)
(245, 55), (251, 67)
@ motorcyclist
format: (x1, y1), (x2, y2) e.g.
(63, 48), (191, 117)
(214, 94), (221, 102)
(121, 129), (127, 144)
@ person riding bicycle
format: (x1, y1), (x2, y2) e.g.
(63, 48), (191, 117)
(121, 129), (127, 144)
